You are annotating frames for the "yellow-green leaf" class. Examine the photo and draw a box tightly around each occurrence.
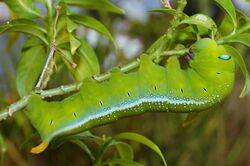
[64,0,124,14]
[0,19,48,45]
[16,38,46,97]
[224,45,250,97]
[230,33,250,47]
[114,132,167,166]
[213,0,237,29]
[180,14,217,31]
[111,141,134,160]
[69,14,116,48]
[4,0,43,19]
[69,34,81,55]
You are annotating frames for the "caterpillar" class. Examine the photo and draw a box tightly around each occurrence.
[27,38,235,154]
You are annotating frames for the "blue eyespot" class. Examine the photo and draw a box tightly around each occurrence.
[218,55,231,60]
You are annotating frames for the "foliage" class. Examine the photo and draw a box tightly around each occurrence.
[0,0,250,165]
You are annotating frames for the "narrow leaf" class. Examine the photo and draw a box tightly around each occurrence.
[0,19,48,45]
[69,14,116,47]
[59,41,99,81]
[149,8,176,16]
[71,140,95,161]
[78,40,100,75]
[16,38,46,97]
[230,33,250,47]
[51,131,99,149]
[114,132,167,166]
[224,45,250,97]
[66,17,79,33]
[4,0,43,19]
[111,141,134,160]
[107,159,143,166]
[64,0,124,14]
[213,0,237,29]
[149,9,188,18]
[69,34,81,55]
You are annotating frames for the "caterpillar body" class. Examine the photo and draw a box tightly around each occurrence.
[27,39,235,153]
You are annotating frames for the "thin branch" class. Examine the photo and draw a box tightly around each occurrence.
[35,6,61,89]
[0,49,188,121]
[161,0,172,9]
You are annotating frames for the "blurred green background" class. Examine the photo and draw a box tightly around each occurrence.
[0,0,250,165]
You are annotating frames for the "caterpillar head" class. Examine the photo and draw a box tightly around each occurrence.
[189,38,235,72]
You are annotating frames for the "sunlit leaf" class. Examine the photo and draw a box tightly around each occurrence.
[4,0,43,19]
[229,33,250,47]
[114,132,167,166]
[69,14,116,48]
[64,0,124,14]
[69,34,81,55]
[0,19,48,45]
[213,0,237,29]
[224,45,250,97]
[66,17,79,33]
[16,38,46,97]
[180,14,217,31]
[77,39,100,75]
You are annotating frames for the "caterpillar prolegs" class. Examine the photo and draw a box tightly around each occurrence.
[27,38,235,153]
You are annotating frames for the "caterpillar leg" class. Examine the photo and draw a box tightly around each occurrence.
[30,142,49,154]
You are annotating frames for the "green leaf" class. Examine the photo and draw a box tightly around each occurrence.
[64,0,124,14]
[180,14,217,31]
[59,41,99,81]
[16,38,46,97]
[107,159,143,166]
[66,17,79,33]
[149,9,188,18]
[0,133,6,164]
[51,131,100,149]
[69,34,81,55]
[4,0,43,19]
[229,33,250,47]
[224,45,250,97]
[219,14,234,36]
[0,19,48,45]
[213,0,237,29]
[71,140,95,161]
[78,39,100,75]
[149,8,177,16]
[114,132,167,166]
[111,141,134,160]
[69,14,116,48]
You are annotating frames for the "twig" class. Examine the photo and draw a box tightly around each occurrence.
[0,49,188,121]
[161,0,172,9]
[35,6,61,89]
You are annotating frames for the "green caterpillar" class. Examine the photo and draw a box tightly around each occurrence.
[27,38,235,153]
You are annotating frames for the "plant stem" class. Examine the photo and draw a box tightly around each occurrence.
[46,0,53,43]
[217,23,250,44]
[36,6,60,89]
[0,48,188,121]
[166,0,187,43]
